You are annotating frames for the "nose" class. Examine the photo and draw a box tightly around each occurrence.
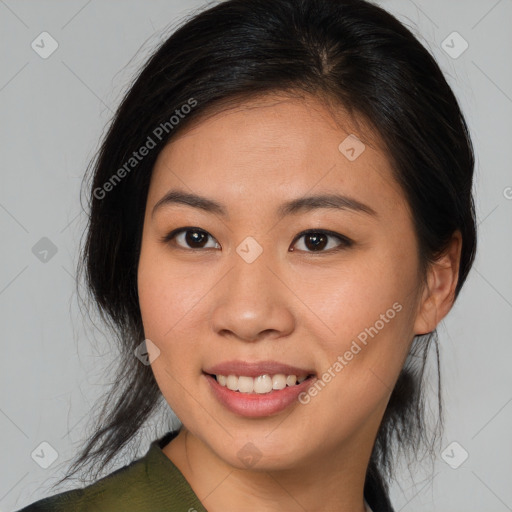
[210,251,296,343]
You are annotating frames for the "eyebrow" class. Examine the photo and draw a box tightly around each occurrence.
[151,189,377,219]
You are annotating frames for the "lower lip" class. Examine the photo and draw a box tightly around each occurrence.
[204,373,316,418]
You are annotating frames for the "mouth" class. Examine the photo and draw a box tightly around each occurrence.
[202,361,317,417]
[204,372,315,394]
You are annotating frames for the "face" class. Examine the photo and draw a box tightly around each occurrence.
[137,92,427,472]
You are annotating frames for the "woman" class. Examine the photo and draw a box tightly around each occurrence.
[17,0,476,510]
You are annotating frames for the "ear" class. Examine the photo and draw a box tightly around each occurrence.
[414,231,462,335]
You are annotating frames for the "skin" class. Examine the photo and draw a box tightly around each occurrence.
[137,92,462,512]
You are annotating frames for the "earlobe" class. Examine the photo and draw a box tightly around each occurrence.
[413,231,462,336]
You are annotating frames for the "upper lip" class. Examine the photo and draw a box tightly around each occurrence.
[204,360,316,378]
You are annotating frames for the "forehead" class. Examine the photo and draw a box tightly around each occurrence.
[148,93,407,220]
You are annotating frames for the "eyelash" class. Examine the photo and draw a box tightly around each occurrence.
[160,227,353,254]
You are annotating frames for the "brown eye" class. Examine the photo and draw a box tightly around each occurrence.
[162,227,220,250]
[290,230,353,253]
[304,232,328,251]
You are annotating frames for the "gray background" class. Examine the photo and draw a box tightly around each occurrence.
[1,0,511,511]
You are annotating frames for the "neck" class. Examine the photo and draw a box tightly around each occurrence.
[163,427,376,512]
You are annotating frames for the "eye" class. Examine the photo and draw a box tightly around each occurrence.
[161,227,220,250]
[290,229,353,253]
[161,227,353,253]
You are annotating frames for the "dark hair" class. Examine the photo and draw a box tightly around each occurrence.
[54,0,476,504]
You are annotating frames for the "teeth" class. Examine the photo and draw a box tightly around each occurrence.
[214,373,309,394]
[286,375,296,387]
[272,374,286,390]
[238,376,254,393]
[226,375,238,391]
[254,375,273,393]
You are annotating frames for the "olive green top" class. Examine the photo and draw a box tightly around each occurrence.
[16,430,208,512]
[17,430,380,511]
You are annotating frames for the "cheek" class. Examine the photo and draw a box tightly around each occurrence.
[297,263,418,426]
[297,249,420,395]
[301,253,416,338]
[137,247,207,414]
[138,244,203,342]
[137,244,221,403]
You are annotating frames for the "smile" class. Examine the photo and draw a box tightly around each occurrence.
[203,372,317,417]
[213,373,310,394]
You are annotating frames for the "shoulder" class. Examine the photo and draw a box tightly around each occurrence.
[15,430,206,512]
[15,487,98,512]
[15,453,151,511]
